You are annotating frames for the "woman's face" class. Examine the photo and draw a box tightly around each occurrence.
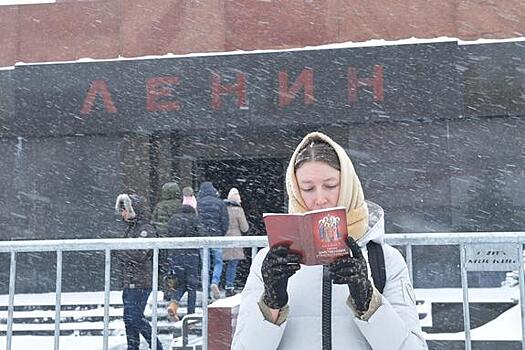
[295,161,340,211]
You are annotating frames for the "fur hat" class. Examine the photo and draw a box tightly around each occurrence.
[115,194,136,219]
[182,186,194,197]
[228,187,241,203]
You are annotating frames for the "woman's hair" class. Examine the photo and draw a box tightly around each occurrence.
[294,139,341,171]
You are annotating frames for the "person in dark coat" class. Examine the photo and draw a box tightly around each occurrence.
[152,181,182,300]
[115,193,164,350]
[165,204,200,322]
[196,181,229,299]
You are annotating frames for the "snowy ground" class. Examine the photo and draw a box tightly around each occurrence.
[0,290,193,349]
[0,286,522,349]
[0,334,174,350]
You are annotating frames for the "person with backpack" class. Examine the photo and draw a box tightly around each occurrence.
[115,193,164,350]
[232,132,427,350]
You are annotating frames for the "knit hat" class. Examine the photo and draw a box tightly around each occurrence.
[182,186,194,197]
[228,187,241,203]
[286,132,369,241]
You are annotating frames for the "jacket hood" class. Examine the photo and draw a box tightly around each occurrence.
[286,131,369,240]
[129,194,150,222]
[160,182,181,201]
[227,187,241,203]
[115,193,150,222]
[198,181,219,199]
[358,200,384,246]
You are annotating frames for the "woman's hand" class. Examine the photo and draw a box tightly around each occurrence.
[328,237,373,315]
[261,245,301,310]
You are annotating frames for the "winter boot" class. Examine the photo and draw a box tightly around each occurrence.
[225,287,235,297]
[210,283,221,300]
[167,301,179,322]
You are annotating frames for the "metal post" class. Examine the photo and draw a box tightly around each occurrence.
[54,250,63,350]
[201,247,210,350]
[519,244,525,350]
[103,249,111,350]
[6,252,16,350]
[151,248,159,350]
[406,244,413,284]
[460,244,471,350]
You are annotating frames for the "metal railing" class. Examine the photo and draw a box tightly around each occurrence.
[0,232,524,350]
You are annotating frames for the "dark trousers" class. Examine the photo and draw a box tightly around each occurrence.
[122,288,163,350]
[168,253,200,314]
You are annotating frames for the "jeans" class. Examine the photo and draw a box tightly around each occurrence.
[225,259,239,289]
[122,288,164,350]
[211,248,223,285]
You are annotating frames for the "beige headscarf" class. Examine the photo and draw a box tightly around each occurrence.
[285,132,369,240]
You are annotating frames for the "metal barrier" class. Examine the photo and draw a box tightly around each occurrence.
[0,232,524,350]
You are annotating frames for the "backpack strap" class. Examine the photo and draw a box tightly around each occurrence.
[367,241,386,294]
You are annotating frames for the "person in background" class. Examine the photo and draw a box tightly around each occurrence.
[232,132,427,350]
[182,186,197,210]
[196,181,229,300]
[222,187,249,297]
[165,203,200,322]
[151,181,181,301]
[115,193,164,350]
[152,181,181,234]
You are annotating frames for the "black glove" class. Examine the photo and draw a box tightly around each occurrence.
[328,237,373,314]
[261,245,301,309]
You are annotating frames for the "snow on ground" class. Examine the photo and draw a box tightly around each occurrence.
[418,286,523,341]
[0,291,126,306]
[0,334,174,350]
[415,286,519,303]
[0,286,523,348]
[425,303,522,341]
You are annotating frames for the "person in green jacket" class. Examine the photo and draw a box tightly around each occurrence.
[152,182,182,234]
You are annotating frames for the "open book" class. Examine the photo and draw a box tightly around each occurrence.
[263,206,349,265]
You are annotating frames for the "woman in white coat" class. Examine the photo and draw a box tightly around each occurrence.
[232,132,427,350]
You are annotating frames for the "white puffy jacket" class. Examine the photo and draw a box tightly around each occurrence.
[232,202,427,350]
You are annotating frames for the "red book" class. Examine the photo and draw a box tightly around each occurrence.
[263,206,349,265]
